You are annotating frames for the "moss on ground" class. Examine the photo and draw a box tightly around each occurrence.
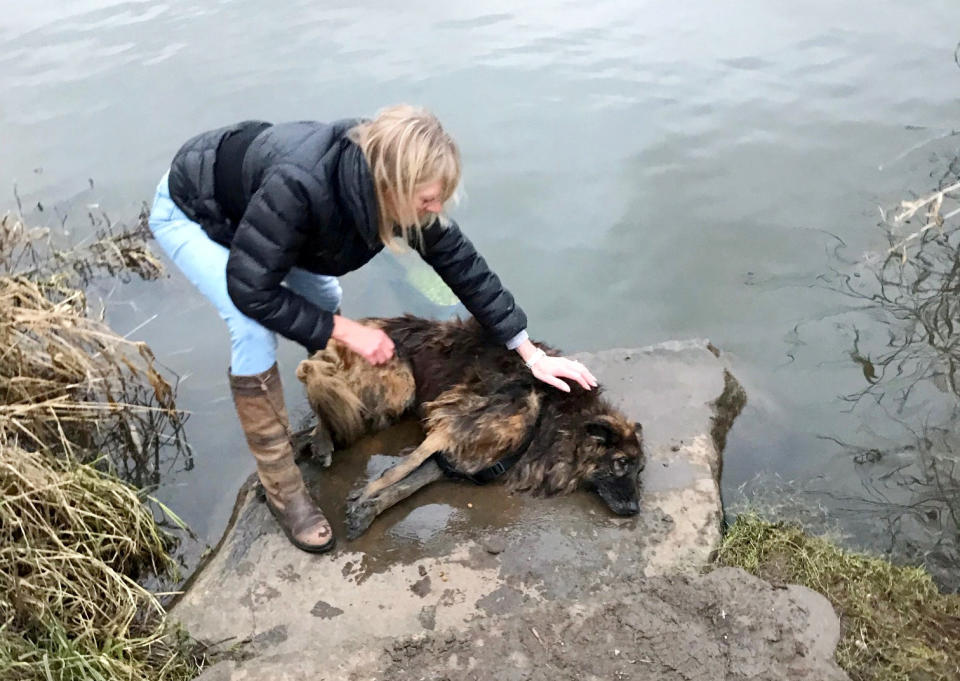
[717,514,960,681]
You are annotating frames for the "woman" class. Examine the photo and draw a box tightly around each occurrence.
[148,105,597,553]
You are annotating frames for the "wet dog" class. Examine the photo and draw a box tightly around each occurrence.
[296,316,645,538]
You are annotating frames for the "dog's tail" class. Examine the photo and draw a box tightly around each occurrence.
[295,353,367,446]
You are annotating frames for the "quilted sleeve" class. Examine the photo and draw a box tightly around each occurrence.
[418,219,527,344]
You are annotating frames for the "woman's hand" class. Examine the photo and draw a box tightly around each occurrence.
[530,354,598,392]
[331,316,395,365]
[517,341,598,392]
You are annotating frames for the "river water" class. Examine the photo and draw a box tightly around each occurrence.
[3,0,959,587]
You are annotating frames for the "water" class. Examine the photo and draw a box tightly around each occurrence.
[3,0,959,586]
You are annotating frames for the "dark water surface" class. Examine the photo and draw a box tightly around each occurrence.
[3,1,959,585]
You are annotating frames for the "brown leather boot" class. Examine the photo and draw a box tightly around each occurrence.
[229,363,335,553]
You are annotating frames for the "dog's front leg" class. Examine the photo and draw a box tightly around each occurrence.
[344,430,450,538]
[345,457,445,538]
[353,430,448,501]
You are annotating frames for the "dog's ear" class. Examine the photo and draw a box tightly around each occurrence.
[585,417,618,446]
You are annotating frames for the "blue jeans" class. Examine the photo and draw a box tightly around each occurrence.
[148,171,342,376]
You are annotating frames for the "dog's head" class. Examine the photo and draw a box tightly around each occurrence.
[581,414,645,516]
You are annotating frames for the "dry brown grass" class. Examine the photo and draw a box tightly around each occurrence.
[0,210,182,464]
[0,209,201,681]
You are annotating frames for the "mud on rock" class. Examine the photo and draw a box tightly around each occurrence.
[347,567,848,681]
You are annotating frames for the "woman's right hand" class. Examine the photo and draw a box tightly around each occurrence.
[331,316,395,365]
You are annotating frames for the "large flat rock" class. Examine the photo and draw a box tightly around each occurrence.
[172,340,829,680]
[192,567,848,681]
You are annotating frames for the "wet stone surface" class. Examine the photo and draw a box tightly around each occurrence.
[171,340,842,680]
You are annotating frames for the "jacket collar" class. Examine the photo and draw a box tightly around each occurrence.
[336,135,383,250]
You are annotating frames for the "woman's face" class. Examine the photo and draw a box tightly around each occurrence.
[414,180,444,219]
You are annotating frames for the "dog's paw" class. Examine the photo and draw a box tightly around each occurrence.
[345,495,379,539]
[311,442,333,469]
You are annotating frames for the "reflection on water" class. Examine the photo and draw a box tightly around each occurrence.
[751,170,960,591]
[836,177,960,412]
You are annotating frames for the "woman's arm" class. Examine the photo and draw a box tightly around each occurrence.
[227,166,395,364]
[418,220,597,391]
[225,167,336,352]
[417,219,527,344]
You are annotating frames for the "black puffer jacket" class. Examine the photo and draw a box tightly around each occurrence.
[167,119,527,352]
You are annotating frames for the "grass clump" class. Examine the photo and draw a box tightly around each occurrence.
[0,209,201,680]
[0,447,196,681]
[717,514,960,681]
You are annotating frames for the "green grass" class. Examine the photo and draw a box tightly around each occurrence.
[717,514,960,681]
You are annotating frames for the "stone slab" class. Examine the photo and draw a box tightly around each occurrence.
[171,340,780,680]
[243,567,846,681]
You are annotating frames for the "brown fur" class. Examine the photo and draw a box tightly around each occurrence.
[297,316,645,529]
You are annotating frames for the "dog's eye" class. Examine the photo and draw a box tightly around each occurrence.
[613,457,628,476]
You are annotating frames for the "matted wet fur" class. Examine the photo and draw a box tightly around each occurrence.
[296,316,645,538]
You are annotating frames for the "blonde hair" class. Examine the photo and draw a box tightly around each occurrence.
[348,105,461,251]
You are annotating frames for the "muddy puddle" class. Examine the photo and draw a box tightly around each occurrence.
[299,418,630,583]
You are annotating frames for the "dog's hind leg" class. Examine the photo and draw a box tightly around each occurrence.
[345,457,444,538]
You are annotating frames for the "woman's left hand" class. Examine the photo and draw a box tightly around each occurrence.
[529,354,598,393]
